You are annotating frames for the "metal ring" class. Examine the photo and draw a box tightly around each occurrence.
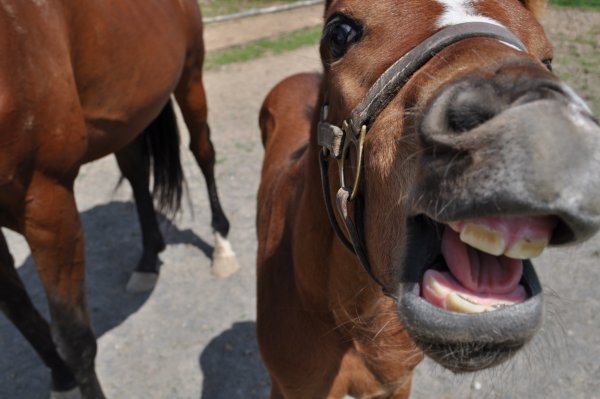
[349,125,367,201]
[336,124,367,202]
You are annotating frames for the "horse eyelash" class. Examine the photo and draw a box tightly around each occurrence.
[323,13,347,39]
[323,12,363,38]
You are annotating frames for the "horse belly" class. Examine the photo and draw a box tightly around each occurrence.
[73,0,193,162]
[81,87,180,163]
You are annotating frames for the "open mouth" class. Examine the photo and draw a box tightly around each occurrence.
[397,214,558,371]
[420,216,557,313]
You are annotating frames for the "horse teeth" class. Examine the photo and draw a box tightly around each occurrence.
[446,292,487,314]
[425,275,486,313]
[504,238,548,259]
[426,272,449,297]
[425,272,518,314]
[459,223,505,256]
[447,293,517,314]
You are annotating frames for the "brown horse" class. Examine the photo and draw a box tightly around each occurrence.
[257,0,600,398]
[0,1,239,398]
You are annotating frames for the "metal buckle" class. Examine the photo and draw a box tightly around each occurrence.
[318,104,346,158]
[319,103,367,202]
[318,121,345,158]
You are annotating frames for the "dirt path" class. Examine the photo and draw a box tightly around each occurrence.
[203,4,322,52]
[1,6,599,399]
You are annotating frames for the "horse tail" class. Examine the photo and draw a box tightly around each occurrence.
[142,99,184,215]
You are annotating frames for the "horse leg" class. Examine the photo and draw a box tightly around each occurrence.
[24,174,104,399]
[269,381,286,399]
[115,136,165,292]
[0,230,79,398]
[175,67,239,278]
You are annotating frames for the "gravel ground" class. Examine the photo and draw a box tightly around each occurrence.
[1,6,599,399]
[543,8,600,114]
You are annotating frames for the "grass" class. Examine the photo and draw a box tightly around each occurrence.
[199,0,600,17]
[200,0,302,18]
[202,1,599,115]
[550,0,600,8]
[204,25,322,70]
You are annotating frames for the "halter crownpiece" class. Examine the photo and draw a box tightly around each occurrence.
[317,22,528,296]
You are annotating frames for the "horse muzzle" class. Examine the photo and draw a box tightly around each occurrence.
[396,74,600,372]
[417,74,600,244]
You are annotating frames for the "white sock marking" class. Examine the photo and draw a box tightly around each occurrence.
[213,232,236,257]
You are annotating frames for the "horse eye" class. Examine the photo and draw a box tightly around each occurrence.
[542,58,553,72]
[328,21,360,60]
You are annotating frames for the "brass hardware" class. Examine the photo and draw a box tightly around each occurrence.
[336,123,367,202]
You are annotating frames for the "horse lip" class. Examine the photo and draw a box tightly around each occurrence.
[397,260,543,346]
[416,98,600,246]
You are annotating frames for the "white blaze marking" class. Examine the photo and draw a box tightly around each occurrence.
[435,0,502,28]
[434,1,525,52]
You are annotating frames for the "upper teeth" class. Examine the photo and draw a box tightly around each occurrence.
[456,222,548,259]
[460,223,505,256]
[504,238,548,259]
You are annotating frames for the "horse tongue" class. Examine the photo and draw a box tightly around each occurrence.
[441,227,523,295]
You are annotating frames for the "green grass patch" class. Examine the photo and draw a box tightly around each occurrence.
[200,0,301,18]
[205,25,322,70]
[550,0,600,8]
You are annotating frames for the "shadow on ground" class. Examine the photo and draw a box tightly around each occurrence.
[0,201,212,398]
[200,321,270,399]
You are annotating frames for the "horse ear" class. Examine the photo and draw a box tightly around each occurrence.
[520,0,547,17]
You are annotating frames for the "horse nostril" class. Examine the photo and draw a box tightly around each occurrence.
[446,90,499,133]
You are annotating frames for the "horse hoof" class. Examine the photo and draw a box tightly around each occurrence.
[126,271,158,292]
[50,387,82,399]
[211,255,240,278]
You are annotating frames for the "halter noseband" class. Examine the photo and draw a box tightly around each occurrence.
[317,22,527,296]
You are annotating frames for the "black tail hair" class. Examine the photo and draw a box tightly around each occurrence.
[141,100,184,215]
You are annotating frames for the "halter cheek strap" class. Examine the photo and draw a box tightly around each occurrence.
[317,22,528,296]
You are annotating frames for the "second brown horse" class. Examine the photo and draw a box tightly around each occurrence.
[0,1,238,398]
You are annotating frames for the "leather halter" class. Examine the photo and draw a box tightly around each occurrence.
[318,22,528,296]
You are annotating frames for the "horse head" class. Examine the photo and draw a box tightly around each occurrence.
[318,0,600,372]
